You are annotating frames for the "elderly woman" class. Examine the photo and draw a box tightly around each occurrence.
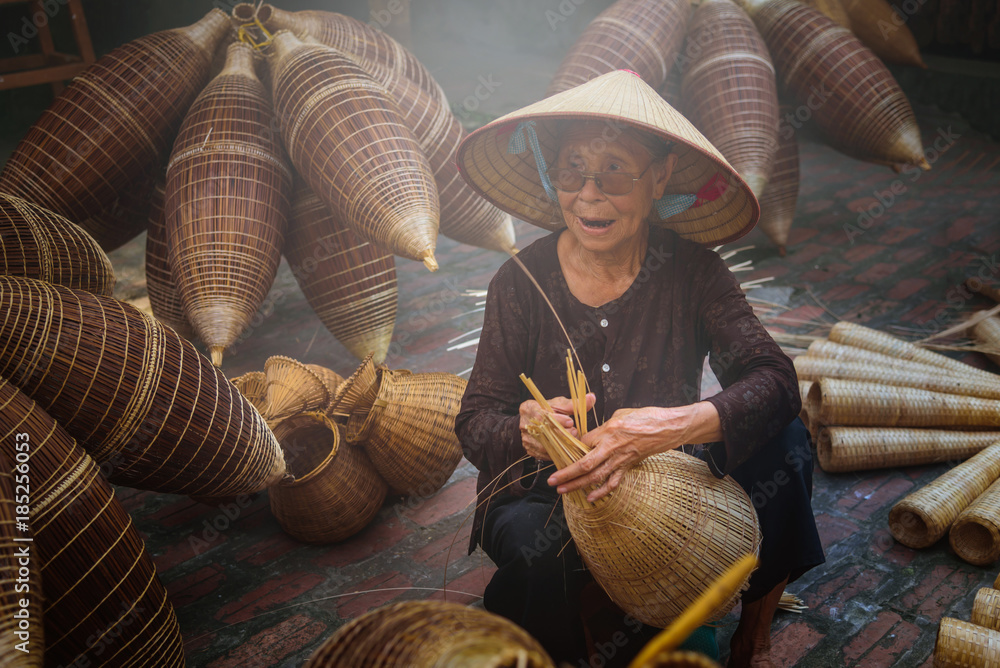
[454,71,823,667]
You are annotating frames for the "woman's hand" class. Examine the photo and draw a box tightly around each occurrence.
[519,393,596,461]
[547,401,722,502]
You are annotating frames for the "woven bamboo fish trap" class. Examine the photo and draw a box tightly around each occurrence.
[888,443,1000,548]
[950,477,1000,565]
[0,192,115,297]
[795,356,1000,400]
[305,600,554,667]
[971,587,1000,631]
[934,617,1000,668]
[166,41,292,367]
[840,0,926,68]
[231,371,268,413]
[973,314,1000,367]
[329,353,378,420]
[806,339,955,377]
[548,0,692,95]
[263,356,331,424]
[268,412,387,543]
[0,9,232,224]
[284,183,398,363]
[145,178,196,340]
[305,364,344,405]
[0,275,285,496]
[801,0,851,28]
[0,375,183,666]
[354,371,465,497]
[756,104,799,255]
[659,61,683,108]
[0,449,43,666]
[817,427,1000,473]
[741,0,928,170]
[344,366,392,444]
[681,0,779,199]
[77,169,157,252]
[266,31,439,268]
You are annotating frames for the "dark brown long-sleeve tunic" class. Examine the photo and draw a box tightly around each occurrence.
[455,226,801,553]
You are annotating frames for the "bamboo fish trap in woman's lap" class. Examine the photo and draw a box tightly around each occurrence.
[305,600,555,667]
[266,31,439,268]
[166,41,292,367]
[145,179,196,340]
[284,183,398,363]
[0,9,231,226]
[0,376,184,667]
[934,617,1000,668]
[0,275,285,496]
[756,104,800,255]
[795,356,1000,400]
[0,192,115,296]
[817,427,1000,473]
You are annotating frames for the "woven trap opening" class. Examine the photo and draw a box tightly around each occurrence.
[280,423,334,479]
[893,509,929,543]
[954,523,994,562]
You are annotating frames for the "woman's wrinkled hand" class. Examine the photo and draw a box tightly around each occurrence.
[519,393,596,461]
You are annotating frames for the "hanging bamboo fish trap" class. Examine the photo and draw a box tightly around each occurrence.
[0,9,232,224]
[305,600,554,667]
[972,314,1000,367]
[805,339,955,377]
[794,356,1000,400]
[166,41,292,367]
[305,364,344,405]
[263,356,331,424]
[0,275,285,496]
[839,0,926,68]
[0,192,115,297]
[971,587,1000,631]
[934,617,1000,668]
[284,183,398,363]
[232,371,268,414]
[0,376,184,667]
[950,477,1000,565]
[817,427,1000,473]
[548,0,692,95]
[681,0,779,199]
[756,104,799,255]
[266,31,439,268]
[740,0,928,170]
[145,178,197,340]
[268,412,387,543]
[329,353,378,420]
[800,0,851,28]
[76,169,158,252]
[888,443,1000,548]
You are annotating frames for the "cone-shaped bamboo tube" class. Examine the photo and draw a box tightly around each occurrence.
[934,617,1000,668]
[266,31,439,268]
[145,178,197,340]
[794,356,1000,400]
[840,0,926,68]
[0,9,232,224]
[972,314,1000,367]
[971,587,1000,631]
[756,104,799,255]
[888,442,1000,548]
[166,42,292,367]
[807,339,952,376]
[817,427,1000,473]
[950,478,1000,565]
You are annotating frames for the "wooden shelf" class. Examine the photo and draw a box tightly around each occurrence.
[0,0,94,93]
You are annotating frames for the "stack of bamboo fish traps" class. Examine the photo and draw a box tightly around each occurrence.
[933,573,1000,667]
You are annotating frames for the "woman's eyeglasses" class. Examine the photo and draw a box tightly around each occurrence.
[545,162,654,196]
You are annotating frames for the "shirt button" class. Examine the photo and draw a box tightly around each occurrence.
[600,318,609,327]
[602,363,610,372]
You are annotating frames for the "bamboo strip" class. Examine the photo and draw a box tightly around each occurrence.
[950,477,1000,565]
[817,427,1000,472]
[794,355,1000,399]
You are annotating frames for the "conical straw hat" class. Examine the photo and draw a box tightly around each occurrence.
[456,70,759,246]
[817,427,1000,473]
[934,617,1000,668]
[794,356,1000,400]
[950,477,1000,566]
[971,587,1000,631]
[263,356,331,423]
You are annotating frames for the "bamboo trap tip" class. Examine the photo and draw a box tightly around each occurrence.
[210,346,224,367]
[423,254,439,272]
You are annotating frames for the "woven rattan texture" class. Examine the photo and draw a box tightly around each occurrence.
[934,617,1000,668]
[0,449,42,666]
[145,179,196,340]
[971,587,1000,631]
[263,356,331,423]
[950,476,1000,565]
[344,367,386,444]
[795,356,1000,400]
[756,103,800,254]
[231,371,267,414]
[304,365,343,408]
[805,339,955,375]
[818,428,1000,473]
[329,353,377,420]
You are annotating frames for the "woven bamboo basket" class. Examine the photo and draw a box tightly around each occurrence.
[166,41,292,367]
[756,104,799,255]
[266,30,439,268]
[934,617,1000,668]
[345,366,404,444]
[0,275,285,496]
[284,183,398,363]
[971,587,1000,631]
[77,169,157,252]
[232,371,268,414]
[806,339,954,376]
[0,9,232,224]
[635,651,721,668]
[305,364,344,406]
[817,427,1000,473]
[950,477,1000,565]
[0,192,115,297]
[145,178,196,340]
[268,412,387,543]
[681,0,779,199]
[329,353,378,420]
[305,600,554,667]
[548,0,692,95]
[0,375,183,666]
[798,380,813,432]
[840,0,926,68]
[888,443,1000,548]
[741,0,927,170]
[355,371,465,497]
[795,356,1000,400]
[972,314,1000,367]
[801,0,851,28]
[263,356,331,424]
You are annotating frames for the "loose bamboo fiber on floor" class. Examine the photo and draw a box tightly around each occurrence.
[231,371,267,414]
[305,364,344,408]
[756,104,799,255]
[0,9,231,224]
[166,41,292,367]
[266,31,439,268]
[284,183,398,363]
[0,192,115,297]
[817,427,1000,472]
[77,169,158,252]
[304,600,555,668]
[741,0,928,169]
[268,413,387,543]
[681,0,779,199]
[934,617,1000,668]
[809,379,1000,429]
[972,314,1000,367]
[356,371,466,497]
[547,0,692,95]
[0,449,42,666]
[951,477,1000,565]
[0,275,285,496]
[888,442,1000,548]
[329,353,378,420]
[263,356,331,424]
[0,375,183,667]
[971,587,1000,631]
[145,178,197,340]
[795,356,1000,400]
[840,0,927,68]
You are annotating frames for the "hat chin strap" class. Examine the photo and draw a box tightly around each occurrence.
[654,193,697,220]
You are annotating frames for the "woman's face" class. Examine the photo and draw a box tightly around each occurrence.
[553,122,674,256]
